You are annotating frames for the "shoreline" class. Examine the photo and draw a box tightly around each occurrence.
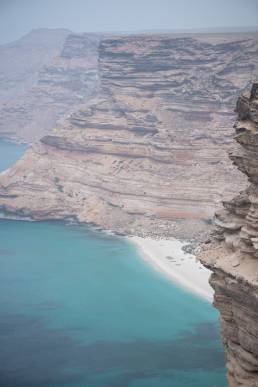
[0,211,213,302]
[128,236,213,302]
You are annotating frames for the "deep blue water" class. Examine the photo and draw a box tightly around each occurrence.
[0,140,226,387]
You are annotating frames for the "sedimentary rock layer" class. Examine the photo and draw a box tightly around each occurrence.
[0,28,70,105]
[200,83,258,386]
[0,33,258,237]
[0,30,100,141]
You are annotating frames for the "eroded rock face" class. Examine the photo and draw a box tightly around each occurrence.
[0,28,70,105]
[0,34,258,237]
[200,83,258,386]
[0,31,100,142]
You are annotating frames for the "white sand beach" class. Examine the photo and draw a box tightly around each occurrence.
[129,236,213,302]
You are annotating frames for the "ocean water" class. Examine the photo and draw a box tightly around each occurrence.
[0,140,226,387]
[0,139,27,172]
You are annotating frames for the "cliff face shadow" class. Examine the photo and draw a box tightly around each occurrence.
[0,312,225,387]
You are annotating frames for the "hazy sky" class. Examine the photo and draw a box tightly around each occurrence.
[0,0,258,44]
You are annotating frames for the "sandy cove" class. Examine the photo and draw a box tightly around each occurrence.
[129,236,213,302]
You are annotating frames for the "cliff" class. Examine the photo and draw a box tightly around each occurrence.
[200,83,258,386]
[0,33,258,237]
[0,30,100,142]
[0,28,70,105]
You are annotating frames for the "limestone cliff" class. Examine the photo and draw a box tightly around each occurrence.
[200,83,258,386]
[0,31,100,142]
[0,34,258,237]
[0,28,70,105]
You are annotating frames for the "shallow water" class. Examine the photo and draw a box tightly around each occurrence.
[0,141,226,387]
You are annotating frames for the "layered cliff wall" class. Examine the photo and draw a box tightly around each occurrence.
[200,83,258,386]
[0,31,100,142]
[0,28,70,105]
[0,34,258,237]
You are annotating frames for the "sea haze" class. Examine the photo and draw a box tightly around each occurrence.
[0,141,226,386]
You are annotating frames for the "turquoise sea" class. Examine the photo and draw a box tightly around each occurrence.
[0,140,226,387]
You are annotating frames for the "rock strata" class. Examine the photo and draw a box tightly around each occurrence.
[200,83,258,386]
[0,33,258,237]
[0,28,70,105]
[0,31,100,142]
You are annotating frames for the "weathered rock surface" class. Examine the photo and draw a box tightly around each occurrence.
[0,28,70,105]
[200,83,258,386]
[0,30,100,142]
[0,33,258,237]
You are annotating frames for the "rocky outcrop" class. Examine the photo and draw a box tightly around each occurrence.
[0,28,70,105]
[0,31,100,142]
[0,33,258,237]
[200,83,258,386]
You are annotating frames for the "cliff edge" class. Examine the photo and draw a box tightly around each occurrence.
[0,31,100,142]
[1,34,258,238]
[200,83,258,386]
